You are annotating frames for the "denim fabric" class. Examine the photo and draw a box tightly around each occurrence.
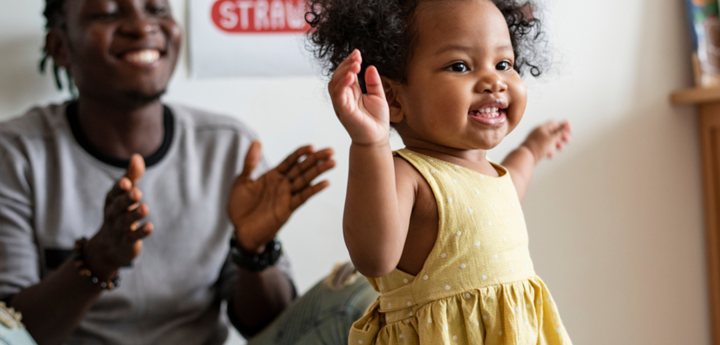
[0,327,36,345]
[248,276,378,345]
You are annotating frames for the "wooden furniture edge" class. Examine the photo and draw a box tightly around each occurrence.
[671,87,720,105]
[695,102,720,345]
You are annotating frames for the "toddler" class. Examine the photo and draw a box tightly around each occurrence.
[308,0,573,344]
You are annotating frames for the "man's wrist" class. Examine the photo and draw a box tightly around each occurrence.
[230,238,282,272]
[232,228,267,255]
[74,238,121,290]
[83,239,120,281]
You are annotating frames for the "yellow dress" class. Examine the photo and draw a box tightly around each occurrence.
[348,149,572,345]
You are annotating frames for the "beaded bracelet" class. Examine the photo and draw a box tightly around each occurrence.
[73,238,120,291]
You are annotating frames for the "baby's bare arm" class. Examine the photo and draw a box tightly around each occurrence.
[329,50,418,278]
[343,145,417,278]
[503,121,572,201]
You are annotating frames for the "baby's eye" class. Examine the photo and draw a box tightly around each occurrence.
[448,62,469,73]
[496,61,513,71]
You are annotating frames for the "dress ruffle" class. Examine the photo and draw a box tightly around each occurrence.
[350,277,571,345]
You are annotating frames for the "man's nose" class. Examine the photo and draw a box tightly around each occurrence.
[118,13,160,38]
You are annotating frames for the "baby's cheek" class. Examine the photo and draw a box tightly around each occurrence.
[508,76,528,116]
[505,107,524,133]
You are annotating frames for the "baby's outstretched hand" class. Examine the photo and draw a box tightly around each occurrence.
[328,49,390,146]
[521,121,572,163]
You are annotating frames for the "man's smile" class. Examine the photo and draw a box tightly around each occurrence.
[118,49,163,66]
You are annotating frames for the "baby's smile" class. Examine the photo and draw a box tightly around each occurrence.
[469,98,509,127]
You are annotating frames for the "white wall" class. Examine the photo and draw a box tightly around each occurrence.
[0,0,709,344]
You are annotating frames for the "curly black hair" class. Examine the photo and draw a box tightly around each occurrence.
[306,0,547,93]
[40,0,75,94]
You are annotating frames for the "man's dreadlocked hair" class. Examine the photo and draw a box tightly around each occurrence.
[41,0,75,93]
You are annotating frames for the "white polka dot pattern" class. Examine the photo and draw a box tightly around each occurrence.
[349,149,568,345]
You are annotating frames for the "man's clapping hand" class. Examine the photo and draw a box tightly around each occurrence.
[84,155,153,280]
[228,141,336,254]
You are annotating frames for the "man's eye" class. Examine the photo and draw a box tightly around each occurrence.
[149,6,170,16]
[448,63,469,72]
[496,61,512,71]
[94,12,119,20]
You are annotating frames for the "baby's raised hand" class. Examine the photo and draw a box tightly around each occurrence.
[328,49,390,146]
[521,121,572,163]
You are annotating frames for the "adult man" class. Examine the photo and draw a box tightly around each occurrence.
[0,0,376,344]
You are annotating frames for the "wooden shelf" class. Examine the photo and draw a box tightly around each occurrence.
[674,95,720,345]
[671,87,720,105]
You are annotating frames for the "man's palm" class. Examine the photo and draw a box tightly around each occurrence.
[228,141,335,253]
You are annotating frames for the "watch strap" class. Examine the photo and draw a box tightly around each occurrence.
[230,238,282,272]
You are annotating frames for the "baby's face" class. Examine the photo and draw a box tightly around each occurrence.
[392,0,527,151]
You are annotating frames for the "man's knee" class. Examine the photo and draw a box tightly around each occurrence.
[247,262,379,345]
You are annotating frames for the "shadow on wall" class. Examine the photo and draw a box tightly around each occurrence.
[0,35,67,119]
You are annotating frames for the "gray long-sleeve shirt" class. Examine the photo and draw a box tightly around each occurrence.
[0,102,291,345]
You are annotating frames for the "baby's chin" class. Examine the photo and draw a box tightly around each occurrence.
[474,126,510,149]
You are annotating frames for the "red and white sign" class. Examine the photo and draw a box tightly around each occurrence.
[190,0,316,78]
[211,0,310,33]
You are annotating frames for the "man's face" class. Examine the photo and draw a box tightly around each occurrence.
[58,0,182,103]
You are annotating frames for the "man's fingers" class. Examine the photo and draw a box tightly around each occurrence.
[126,222,154,242]
[291,157,336,193]
[290,180,330,210]
[238,141,263,183]
[126,154,146,186]
[286,148,334,181]
[119,203,150,230]
[105,177,133,207]
[105,188,143,221]
[276,145,314,174]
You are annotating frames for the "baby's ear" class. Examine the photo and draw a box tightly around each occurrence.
[381,76,405,124]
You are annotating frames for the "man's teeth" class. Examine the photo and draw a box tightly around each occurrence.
[124,50,160,64]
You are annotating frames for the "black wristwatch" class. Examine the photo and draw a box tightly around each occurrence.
[230,238,283,272]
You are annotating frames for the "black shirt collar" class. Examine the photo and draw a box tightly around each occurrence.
[65,101,175,168]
